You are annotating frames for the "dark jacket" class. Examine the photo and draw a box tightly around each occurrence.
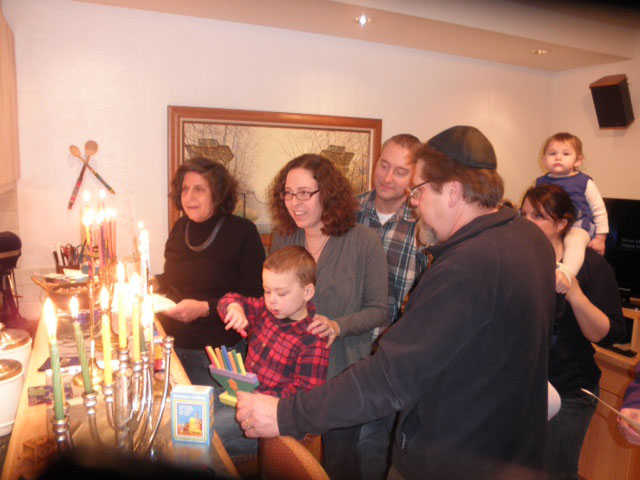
[278,208,556,478]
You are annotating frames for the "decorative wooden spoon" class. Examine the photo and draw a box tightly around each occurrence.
[68,145,89,209]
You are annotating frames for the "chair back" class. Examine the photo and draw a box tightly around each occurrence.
[258,436,329,480]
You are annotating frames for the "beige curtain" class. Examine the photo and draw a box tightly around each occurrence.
[0,0,20,194]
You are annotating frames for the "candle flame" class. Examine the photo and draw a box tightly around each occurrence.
[70,296,79,319]
[99,188,106,200]
[100,286,109,310]
[43,298,58,341]
[82,190,91,203]
[82,209,94,227]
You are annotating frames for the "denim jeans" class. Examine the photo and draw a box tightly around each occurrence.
[546,387,598,479]
[356,414,396,480]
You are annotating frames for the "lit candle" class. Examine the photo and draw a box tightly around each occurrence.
[43,298,65,420]
[70,296,92,393]
[130,273,141,362]
[141,294,153,355]
[100,287,113,386]
[116,263,127,349]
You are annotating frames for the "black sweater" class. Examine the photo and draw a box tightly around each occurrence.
[278,208,556,477]
[156,213,265,349]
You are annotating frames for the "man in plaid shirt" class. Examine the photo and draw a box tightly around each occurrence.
[358,134,429,326]
[355,134,430,480]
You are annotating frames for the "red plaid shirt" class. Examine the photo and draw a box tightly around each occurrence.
[217,293,329,398]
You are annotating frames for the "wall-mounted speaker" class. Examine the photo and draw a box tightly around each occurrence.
[589,74,634,128]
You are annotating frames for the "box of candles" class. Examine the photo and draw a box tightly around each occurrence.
[171,385,214,445]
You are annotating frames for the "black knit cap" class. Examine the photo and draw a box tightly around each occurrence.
[427,125,497,170]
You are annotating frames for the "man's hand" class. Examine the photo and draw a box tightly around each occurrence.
[588,234,606,255]
[307,314,340,347]
[164,299,208,323]
[618,408,640,445]
[223,303,248,337]
[236,391,280,438]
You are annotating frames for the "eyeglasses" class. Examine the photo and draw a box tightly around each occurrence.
[407,181,430,201]
[280,189,320,202]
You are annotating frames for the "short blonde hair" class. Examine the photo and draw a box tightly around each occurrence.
[264,246,316,287]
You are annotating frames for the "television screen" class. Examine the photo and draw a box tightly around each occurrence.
[603,197,640,303]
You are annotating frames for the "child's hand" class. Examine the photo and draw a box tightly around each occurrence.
[223,302,248,337]
[589,234,606,255]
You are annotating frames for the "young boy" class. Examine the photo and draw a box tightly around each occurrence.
[217,245,329,398]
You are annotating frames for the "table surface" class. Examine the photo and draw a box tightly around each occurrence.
[0,312,239,480]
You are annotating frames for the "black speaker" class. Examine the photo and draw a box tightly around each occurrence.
[589,74,634,128]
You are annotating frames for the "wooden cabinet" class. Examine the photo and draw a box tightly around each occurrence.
[578,307,640,480]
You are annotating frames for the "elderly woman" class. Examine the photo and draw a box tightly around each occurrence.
[269,153,388,480]
[155,157,265,385]
[521,184,626,479]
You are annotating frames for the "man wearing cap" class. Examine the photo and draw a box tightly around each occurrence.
[236,126,555,478]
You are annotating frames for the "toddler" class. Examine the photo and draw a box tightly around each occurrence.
[536,132,608,291]
[213,245,329,460]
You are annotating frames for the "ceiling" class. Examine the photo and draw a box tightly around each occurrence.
[77,0,639,71]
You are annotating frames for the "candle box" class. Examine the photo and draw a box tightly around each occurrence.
[171,385,214,445]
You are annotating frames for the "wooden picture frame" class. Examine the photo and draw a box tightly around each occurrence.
[167,106,382,233]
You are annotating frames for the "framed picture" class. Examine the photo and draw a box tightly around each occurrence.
[168,106,382,234]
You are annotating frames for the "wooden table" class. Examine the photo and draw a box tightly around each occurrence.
[0,315,239,480]
[578,306,640,480]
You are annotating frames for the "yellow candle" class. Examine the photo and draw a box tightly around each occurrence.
[116,263,127,349]
[130,273,141,362]
[141,294,153,355]
[43,299,64,420]
[70,297,92,393]
[100,287,113,386]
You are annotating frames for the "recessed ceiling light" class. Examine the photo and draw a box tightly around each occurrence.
[355,14,370,27]
[531,48,549,55]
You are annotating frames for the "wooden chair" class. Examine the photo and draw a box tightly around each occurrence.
[258,436,329,480]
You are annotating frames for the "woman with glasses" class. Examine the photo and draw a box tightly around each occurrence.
[268,153,388,480]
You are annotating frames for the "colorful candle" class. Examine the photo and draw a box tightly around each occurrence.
[130,273,141,362]
[116,263,127,349]
[70,296,92,393]
[43,298,64,420]
[141,294,153,356]
[100,287,113,386]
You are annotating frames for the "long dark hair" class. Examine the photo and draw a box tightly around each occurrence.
[521,184,576,238]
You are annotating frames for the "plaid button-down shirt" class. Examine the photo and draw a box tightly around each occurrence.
[217,293,329,398]
[357,190,427,324]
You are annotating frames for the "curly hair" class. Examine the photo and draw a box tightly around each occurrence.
[268,154,357,236]
[170,157,238,216]
[521,184,576,239]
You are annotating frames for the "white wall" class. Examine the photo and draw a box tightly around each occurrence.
[549,56,640,200]
[0,0,579,318]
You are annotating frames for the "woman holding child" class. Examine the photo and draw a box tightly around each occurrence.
[521,184,625,479]
[268,153,388,480]
[154,157,265,385]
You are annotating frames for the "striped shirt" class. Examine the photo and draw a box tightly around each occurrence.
[357,191,427,324]
[217,293,329,398]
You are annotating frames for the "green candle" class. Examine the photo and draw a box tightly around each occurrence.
[44,299,65,420]
[70,296,92,393]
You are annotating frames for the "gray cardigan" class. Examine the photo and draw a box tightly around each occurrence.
[271,224,388,377]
